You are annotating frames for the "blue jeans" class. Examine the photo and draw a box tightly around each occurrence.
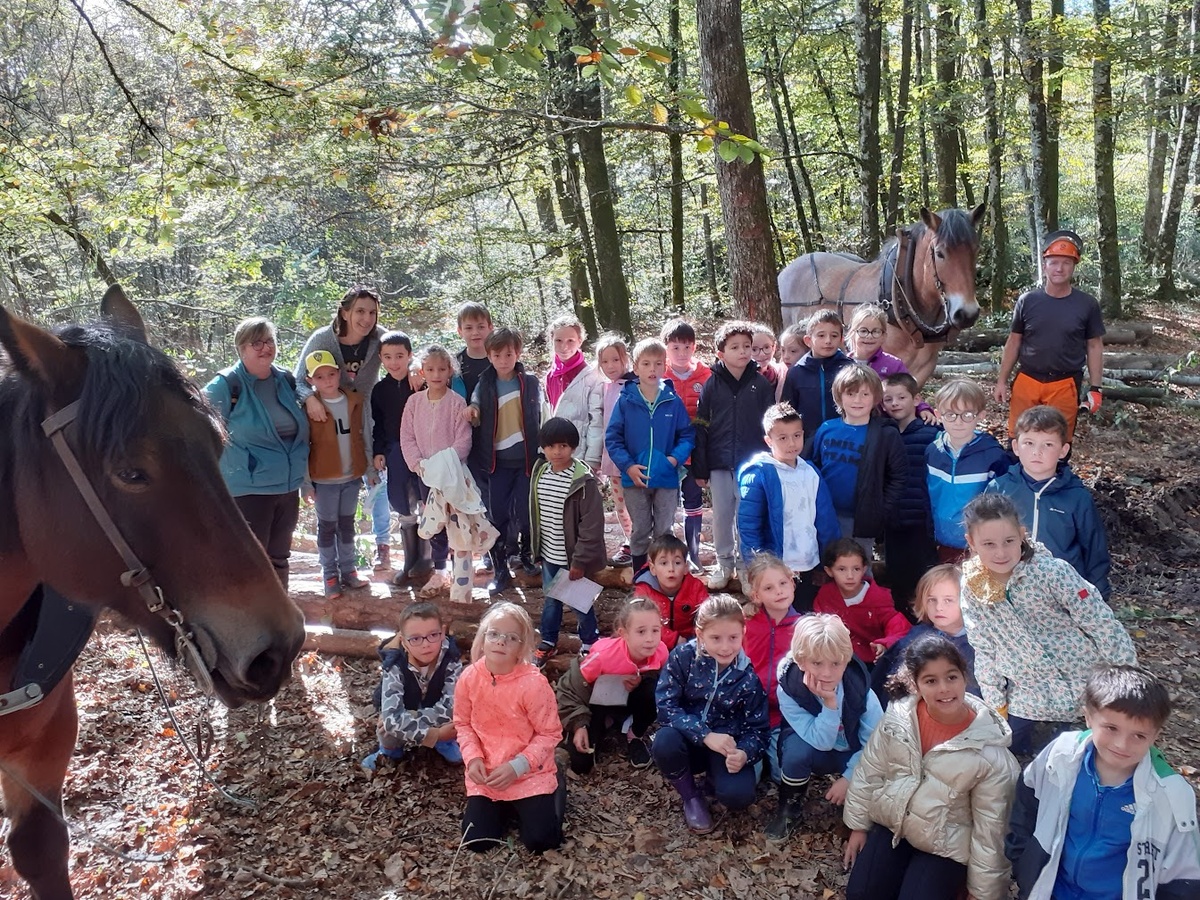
[651,725,757,810]
[361,738,462,770]
[313,479,361,579]
[364,471,391,545]
[539,562,599,647]
[780,730,853,783]
[487,464,530,557]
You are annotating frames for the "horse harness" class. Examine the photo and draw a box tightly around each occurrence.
[0,399,215,717]
[798,228,957,343]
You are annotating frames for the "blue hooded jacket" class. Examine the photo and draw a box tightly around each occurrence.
[986,462,1111,599]
[204,362,310,496]
[736,452,840,565]
[782,350,854,432]
[925,430,1010,548]
[605,377,695,489]
[655,639,770,762]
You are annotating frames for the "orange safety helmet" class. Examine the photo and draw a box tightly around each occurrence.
[1042,230,1083,261]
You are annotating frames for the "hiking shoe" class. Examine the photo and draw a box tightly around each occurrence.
[324,576,343,600]
[518,554,540,577]
[342,570,369,590]
[418,571,450,598]
[682,796,714,834]
[608,544,633,567]
[373,544,391,570]
[707,568,733,591]
[578,643,593,660]
[533,643,555,668]
[476,552,494,574]
[487,568,513,596]
[627,735,652,769]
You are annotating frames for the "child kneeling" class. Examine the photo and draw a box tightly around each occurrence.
[454,603,565,852]
[653,595,769,834]
[556,597,668,773]
[843,634,1019,900]
[365,602,463,771]
[1007,665,1200,900]
[768,613,882,841]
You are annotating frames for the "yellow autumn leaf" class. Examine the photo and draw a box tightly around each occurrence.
[645,50,671,64]
[652,102,668,124]
[625,85,644,105]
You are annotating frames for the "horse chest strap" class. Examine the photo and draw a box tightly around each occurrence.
[1,585,98,716]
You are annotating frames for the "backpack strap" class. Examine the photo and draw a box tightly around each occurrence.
[219,368,295,412]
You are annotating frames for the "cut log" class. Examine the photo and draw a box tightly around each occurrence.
[948,322,1151,352]
[303,625,388,658]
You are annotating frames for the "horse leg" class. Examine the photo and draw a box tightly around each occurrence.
[2,680,78,900]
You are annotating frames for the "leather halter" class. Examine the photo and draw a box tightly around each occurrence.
[0,399,215,715]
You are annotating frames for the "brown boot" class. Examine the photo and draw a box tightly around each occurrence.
[373,543,391,571]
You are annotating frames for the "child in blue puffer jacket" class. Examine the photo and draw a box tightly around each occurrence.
[606,338,695,572]
[652,594,770,835]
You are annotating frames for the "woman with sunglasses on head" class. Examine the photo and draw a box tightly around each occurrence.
[204,317,310,588]
[294,285,394,569]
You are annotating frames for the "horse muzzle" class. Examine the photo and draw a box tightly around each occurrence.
[191,609,305,707]
[948,296,981,329]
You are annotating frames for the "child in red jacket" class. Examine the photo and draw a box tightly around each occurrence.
[454,602,564,852]
[632,534,709,648]
[742,553,801,783]
[813,539,910,666]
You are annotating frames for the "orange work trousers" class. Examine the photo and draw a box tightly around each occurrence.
[1008,372,1080,441]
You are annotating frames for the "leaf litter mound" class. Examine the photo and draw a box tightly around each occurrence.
[3,382,1200,900]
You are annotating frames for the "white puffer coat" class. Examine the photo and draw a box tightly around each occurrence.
[843,694,1020,900]
[550,365,604,467]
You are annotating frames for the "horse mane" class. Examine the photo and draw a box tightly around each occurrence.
[908,208,978,250]
[0,321,211,550]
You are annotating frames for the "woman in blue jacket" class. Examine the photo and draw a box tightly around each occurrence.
[204,317,309,587]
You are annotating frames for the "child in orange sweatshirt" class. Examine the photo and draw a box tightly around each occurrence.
[453,602,565,852]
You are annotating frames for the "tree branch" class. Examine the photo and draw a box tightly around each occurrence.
[66,0,162,143]
[44,211,118,285]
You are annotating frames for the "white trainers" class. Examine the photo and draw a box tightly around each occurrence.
[707,568,734,591]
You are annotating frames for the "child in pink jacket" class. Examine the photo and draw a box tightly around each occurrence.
[453,602,565,852]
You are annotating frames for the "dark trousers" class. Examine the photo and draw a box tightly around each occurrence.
[383,442,418,521]
[1009,715,1072,759]
[883,527,937,619]
[566,674,659,774]
[792,567,820,614]
[462,791,562,853]
[846,824,967,900]
[234,491,300,588]
[779,731,852,783]
[651,725,757,810]
[416,482,448,567]
[487,464,530,559]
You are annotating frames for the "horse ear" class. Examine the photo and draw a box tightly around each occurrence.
[100,284,148,343]
[970,203,986,229]
[920,207,942,231]
[0,305,77,388]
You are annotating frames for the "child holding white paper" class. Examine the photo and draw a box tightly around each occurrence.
[556,596,668,773]
[530,417,607,668]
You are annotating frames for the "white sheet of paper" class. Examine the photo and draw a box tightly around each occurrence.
[589,674,631,706]
[545,569,602,614]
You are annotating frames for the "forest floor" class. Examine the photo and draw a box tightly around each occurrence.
[3,306,1200,900]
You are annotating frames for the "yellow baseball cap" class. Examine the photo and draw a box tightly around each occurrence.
[305,350,339,377]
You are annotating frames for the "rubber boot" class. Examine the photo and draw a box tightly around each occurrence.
[669,773,713,834]
[487,555,513,595]
[393,523,432,586]
[765,778,808,842]
[684,514,703,573]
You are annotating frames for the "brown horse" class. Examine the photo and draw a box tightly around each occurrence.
[0,286,305,900]
[777,205,984,386]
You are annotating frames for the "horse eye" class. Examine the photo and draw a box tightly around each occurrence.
[936,249,946,259]
[115,468,149,486]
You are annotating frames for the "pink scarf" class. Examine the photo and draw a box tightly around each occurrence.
[546,350,586,407]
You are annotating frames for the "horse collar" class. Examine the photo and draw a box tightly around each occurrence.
[38,400,215,698]
[890,233,954,340]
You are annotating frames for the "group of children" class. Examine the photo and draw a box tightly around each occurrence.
[357,302,1197,899]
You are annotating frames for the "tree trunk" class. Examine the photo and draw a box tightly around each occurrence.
[765,36,814,254]
[695,0,782,328]
[1046,0,1064,229]
[700,182,720,306]
[855,0,884,255]
[1093,0,1121,317]
[887,0,914,231]
[1141,4,1179,262]
[538,179,597,338]
[1155,0,1200,302]
[779,47,826,249]
[553,137,605,334]
[1015,0,1052,248]
[974,0,1008,311]
[933,0,958,207]
[916,2,932,209]
[668,0,686,309]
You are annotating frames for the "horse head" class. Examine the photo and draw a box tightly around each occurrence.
[0,286,304,708]
[917,204,984,331]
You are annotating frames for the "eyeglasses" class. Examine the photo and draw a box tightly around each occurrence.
[484,630,523,646]
[941,411,980,423]
[250,339,276,351]
[854,328,885,338]
[404,631,444,647]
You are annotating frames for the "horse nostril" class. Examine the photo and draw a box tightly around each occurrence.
[244,646,287,694]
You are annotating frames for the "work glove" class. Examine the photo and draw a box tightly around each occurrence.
[1084,386,1102,414]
